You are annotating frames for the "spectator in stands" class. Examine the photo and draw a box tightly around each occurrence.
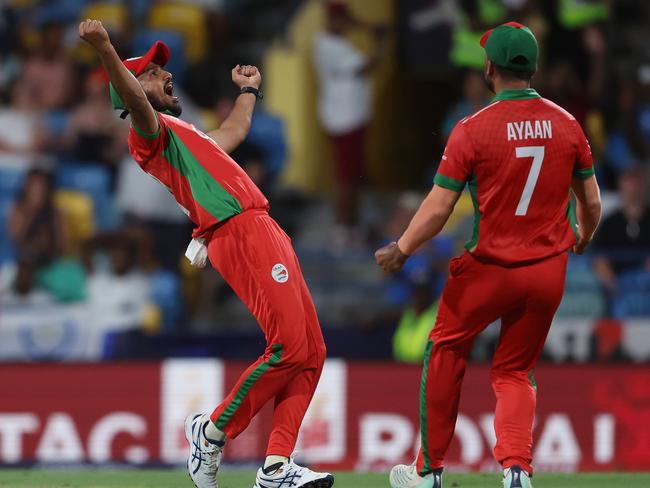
[116,157,192,271]
[392,269,440,364]
[543,59,589,126]
[8,168,66,269]
[230,142,269,192]
[313,1,387,234]
[590,318,628,362]
[14,19,75,111]
[8,168,86,303]
[627,64,650,161]
[213,96,287,188]
[375,192,450,362]
[60,69,127,170]
[0,80,48,161]
[82,231,157,328]
[593,166,650,293]
[441,69,489,140]
[543,26,606,128]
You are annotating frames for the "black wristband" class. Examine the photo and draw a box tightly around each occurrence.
[240,86,263,100]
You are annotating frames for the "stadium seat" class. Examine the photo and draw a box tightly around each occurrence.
[80,2,128,35]
[0,166,27,199]
[564,255,602,292]
[150,270,184,330]
[148,1,207,64]
[617,269,650,293]
[43,111,69,137]
[612,291,650,318]
[55,162,114,230]
[54,190,96,255]
[132,30,187,83]
[612,270,650,318]
[556,255,605,318]
[0,196,16,263]
[0,166,26,263]
[128,0,153,22]
[556,291,606,318]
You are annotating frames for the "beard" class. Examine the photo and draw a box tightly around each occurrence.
[483,72,495,94]
[147,93,182,117]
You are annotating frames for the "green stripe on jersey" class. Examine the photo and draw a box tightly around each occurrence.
[529,369,537,391]
[163,128,242,221]
[215,344,283,430]
[132,122,160,140]
[567,196,579,240]
[465,175,481,253]
[434,173,466,192]
[573,166,595,179]
[418,340,434,476]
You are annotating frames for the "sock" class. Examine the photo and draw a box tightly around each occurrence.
[203,421,226,446]
[263,455,289,475]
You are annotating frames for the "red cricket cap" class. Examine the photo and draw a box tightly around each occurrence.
[122,40,170,76]
[99,40,170,83]
[479,21,526,47]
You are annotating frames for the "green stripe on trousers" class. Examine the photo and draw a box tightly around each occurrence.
[215,344,284,430]
[419,340,434,475]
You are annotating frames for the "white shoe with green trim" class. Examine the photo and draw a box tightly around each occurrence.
[389,464,442,488]
[252,457,334,488]
[185,413,224,488]
[503,466,533,488]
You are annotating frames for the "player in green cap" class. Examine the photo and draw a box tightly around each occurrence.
[378,21,602,488]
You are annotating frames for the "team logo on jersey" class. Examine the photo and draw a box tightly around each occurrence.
[271,263,289,283]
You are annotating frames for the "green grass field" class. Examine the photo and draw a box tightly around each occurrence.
[1,470,649,488]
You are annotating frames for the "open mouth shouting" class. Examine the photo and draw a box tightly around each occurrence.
[164,80,179,102]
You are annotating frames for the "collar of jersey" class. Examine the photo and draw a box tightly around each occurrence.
[492,88,540,101]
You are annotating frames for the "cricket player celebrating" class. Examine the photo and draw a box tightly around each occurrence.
[79,19,333,488]
[376,22,602,488]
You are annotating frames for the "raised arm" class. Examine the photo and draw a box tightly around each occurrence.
[571,174,602,254]
[207,65,262,154]
[375,186,461,273]
[79,19,158,135]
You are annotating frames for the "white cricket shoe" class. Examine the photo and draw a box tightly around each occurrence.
[389,464,442,488]
[253,457,334,488]
[503,466,533,488]
[185,413,224,488]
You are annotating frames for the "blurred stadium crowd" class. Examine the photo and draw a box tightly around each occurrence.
[0,0,649,363]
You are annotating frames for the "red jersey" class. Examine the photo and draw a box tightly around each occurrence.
[128,112,269,238]
[435,88,594,266]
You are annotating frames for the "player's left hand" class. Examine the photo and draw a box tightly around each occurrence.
[375,241,409,274]
[232,65,262,89]
[572,236,591,255]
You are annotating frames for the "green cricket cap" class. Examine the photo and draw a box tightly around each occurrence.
[480,21,538,72]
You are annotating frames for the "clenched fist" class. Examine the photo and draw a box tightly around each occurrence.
[79,19,111,51]
[232,65,262,89]
[375,241,409,274]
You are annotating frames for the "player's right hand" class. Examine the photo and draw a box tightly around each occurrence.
[79,19,111,51]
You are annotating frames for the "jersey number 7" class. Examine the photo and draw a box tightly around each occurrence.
[515,145,545,216]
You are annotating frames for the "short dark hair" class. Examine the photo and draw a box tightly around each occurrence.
[494,64,535,82]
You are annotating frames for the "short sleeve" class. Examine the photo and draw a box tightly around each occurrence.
[572,120,595,179]
[433,121,474,192]
[128,112,167,167]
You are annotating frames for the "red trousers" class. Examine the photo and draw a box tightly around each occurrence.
[207,210,326,457]
[416,251,568,475]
